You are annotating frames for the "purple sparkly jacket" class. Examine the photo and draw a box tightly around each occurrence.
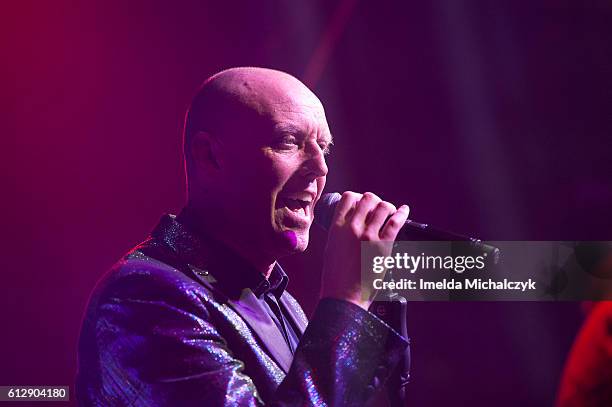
[76,214,407,406]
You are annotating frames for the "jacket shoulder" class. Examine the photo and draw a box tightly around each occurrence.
[86,243,216,317]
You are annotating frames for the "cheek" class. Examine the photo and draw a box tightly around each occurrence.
[263,152,299,189]
[226,151,286,190]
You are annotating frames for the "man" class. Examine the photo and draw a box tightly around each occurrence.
[76,67,410,406]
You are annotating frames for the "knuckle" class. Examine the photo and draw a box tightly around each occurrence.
[362,230,378,241]
[362,192,380,202]
[380,201,396,213]
[385,218,398,228]
[342,191,361,203]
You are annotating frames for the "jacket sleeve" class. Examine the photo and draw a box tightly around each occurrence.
[274,298,408,406]
[76,259,408,407]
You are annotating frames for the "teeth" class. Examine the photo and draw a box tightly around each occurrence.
[284,192,313,202]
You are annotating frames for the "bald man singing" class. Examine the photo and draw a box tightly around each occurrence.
[76,67,410,406]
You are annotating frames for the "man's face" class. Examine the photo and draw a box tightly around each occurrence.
[208,80,331,260]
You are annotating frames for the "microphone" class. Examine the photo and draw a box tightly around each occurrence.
[314,192,501,263]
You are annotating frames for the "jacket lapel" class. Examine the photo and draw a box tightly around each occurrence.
[279,293,308,336]
[147,213,296,373]
[228,289,294,373]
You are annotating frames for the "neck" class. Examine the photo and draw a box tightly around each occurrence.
[181,204,277,279]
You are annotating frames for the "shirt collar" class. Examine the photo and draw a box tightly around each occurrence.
[149,211,289,299]
[252,263,289,299]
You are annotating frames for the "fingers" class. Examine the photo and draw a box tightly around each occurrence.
[332,191,362,226]
[350,192,382,228]
[380,204,410,241]
[333,191,409,242]
[363,201,396,239]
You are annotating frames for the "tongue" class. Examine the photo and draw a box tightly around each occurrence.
[284,199,302,211]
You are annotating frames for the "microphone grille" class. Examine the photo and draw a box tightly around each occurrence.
[314,192,342,230]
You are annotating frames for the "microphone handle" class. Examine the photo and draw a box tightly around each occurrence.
[400,220,501,264]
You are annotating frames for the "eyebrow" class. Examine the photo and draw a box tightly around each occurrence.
[273,123,301,135]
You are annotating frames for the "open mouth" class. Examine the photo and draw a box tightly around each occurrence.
[277,195,314,223]
[284,198,309,212]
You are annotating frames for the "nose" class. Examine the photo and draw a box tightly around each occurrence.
[302,141,328,179]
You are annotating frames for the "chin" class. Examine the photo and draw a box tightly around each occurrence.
[274,228,310,256]
[293,232,309,252]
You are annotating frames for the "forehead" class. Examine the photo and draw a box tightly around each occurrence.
[215,71,332,144]
[268,98,331,139]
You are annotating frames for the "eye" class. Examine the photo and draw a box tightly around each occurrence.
[319,143,331,156]
[274,135,300,149]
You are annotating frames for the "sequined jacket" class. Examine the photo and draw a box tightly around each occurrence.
[76,214,408,406]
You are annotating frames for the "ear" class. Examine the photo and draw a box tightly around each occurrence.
[191,131,223,170]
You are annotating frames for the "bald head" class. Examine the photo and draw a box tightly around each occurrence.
[194,67,320,115]
[184,67,325,167]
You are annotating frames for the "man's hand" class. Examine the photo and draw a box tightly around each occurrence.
[319,191,410,310]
